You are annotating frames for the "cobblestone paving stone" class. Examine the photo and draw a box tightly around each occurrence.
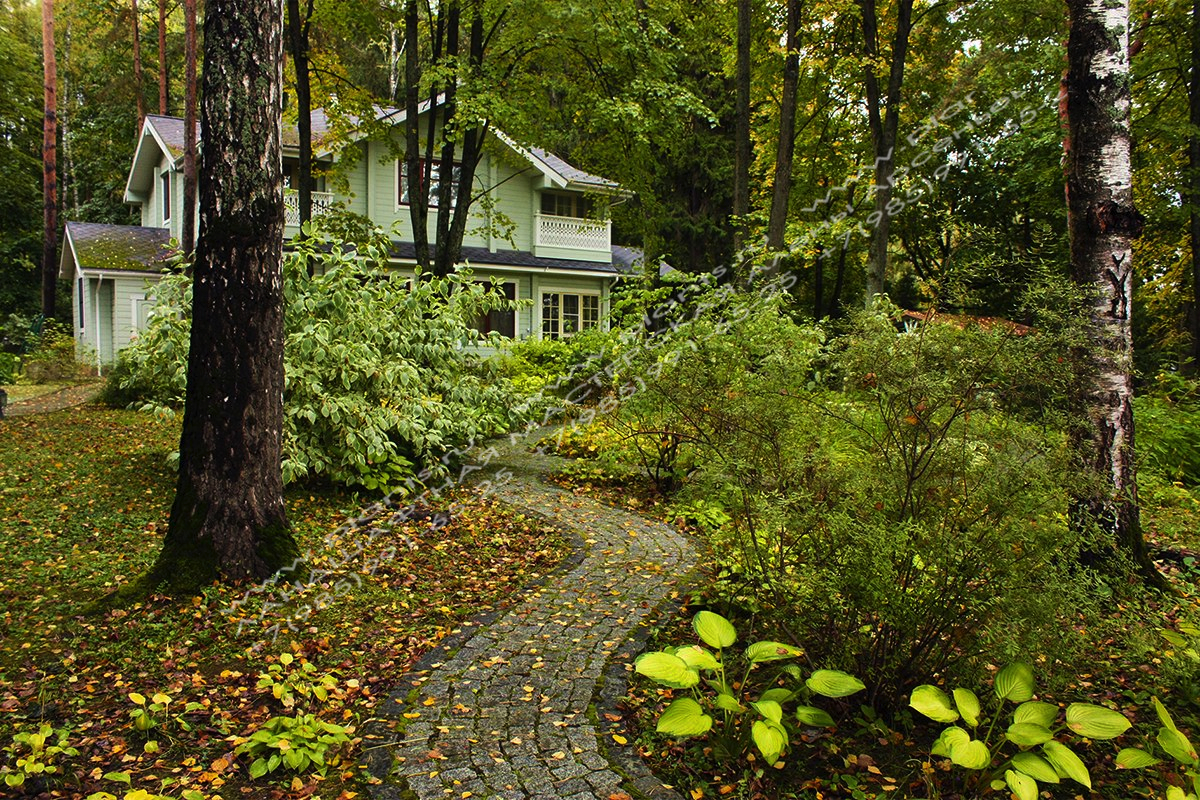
[364,432,693,800]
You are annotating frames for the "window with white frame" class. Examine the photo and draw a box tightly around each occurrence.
[397,158,461,208]
[540,191,594,218]
[541,292,599,340]
[160,171,171,223]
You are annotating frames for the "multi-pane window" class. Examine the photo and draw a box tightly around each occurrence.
[398,159,461,207]
[541,292,600,340]
[473,281,516,339]
[160,171,171,222]
[540,191,594,218]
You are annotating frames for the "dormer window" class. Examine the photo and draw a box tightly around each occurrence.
[540,191,593,218]
[398,159,460,208]
[160,171,171,223]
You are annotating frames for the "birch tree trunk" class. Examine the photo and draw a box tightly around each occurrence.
[1065,0,1164,587]
[149,0,298,590]
[41,0,57,319]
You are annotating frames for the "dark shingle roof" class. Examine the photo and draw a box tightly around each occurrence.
[144,115,189,159]
[67,222,173,272]
[388,242,618,275]
[527,147,617,189]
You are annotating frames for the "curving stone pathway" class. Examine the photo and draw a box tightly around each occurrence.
[363,432,694,800]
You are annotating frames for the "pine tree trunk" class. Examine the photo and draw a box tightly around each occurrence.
[42,0,57,320]
[158,0,167,113]
[860,0,913,302]
[732,0,751,251]
[405,0,430,270]
[149,0,297,591]
[1190,0,1200,372]
[766,0,800,254]
[182,0,197,254]
[132,0,145,124]
[287,0,313,237]
[1065,0,1165,588]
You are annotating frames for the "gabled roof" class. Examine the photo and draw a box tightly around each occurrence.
[59,222,173,279]
[124,115,197,203]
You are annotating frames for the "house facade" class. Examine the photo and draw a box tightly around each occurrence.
[59,107,633,368]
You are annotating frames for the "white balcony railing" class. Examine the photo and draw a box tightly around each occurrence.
[534,213,610,252]
[284,190,336,226]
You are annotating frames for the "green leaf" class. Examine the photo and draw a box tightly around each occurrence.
[675,645,719,672]
[692,611,737,649]
[953,688,981,727]
[931,726,970,758]
[634,652,700,689]
[745,641,803,663]
[128,692,146,706]
[759,688,793,704]
[950,739,991,770]
[1166,787,1190,800]
[1043,741,1092,789]
[1005,769,1038,800]
[752,700,783,724]
[1159,726,1200,766]
[714,692,744,713]
[1115,748,1161,769]
[1010,752,1059,783]
[1005,722,1054,746]
[249,757,269,779]
[102,772,132,786]
[805,670,865,698]
[910,685,959,723]
[1012,700,1058,728]
[751,720,787,764]
[995,663,1035,703]
[1064,703,1131,739]
[795,705,835,728]
[1155,696,1179,732]
[656,698,713,736]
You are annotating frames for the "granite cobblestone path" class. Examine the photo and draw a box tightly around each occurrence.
[364,435,694,800]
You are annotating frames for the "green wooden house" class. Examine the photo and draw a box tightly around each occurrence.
[59,106,634,369]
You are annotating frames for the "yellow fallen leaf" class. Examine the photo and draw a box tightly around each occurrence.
[612,734,628,745]
[690,789,704,800]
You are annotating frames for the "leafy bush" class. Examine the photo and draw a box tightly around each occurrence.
[255,652,339,710]
[23,319,80,383]
[0,352,18,384]
[635,611,863,767]
[1,723,79,790]
[1118,696,1200,800]
[235,713,351,778]
[600,296,1089,707]
[106,230,525,491]
[1136,375,1200,487]
[1,312,32,353]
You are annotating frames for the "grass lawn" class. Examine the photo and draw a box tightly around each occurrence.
[0,405,566,799]
[1,383,85,404]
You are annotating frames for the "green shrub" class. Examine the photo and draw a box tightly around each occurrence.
[23,320,79,383]
[235,713,351,778]
[1136,376,1200,487]
[1,723,79,790]
[106,230,525,492]
[0,352,18,384]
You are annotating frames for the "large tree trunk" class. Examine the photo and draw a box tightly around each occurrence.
[41,0,57,320]
[132,0,145,124]
[1065,0,1164,588]
[766,0,800,253]
[860,0,913,302]
[182,0,197,254]
[732,0,751,251]
[1190,0,1200,372]
[432,0,460,278]
[404,0,430,269]
[149,0,297,591]
[158,0,167,113]
[286,0,314,239]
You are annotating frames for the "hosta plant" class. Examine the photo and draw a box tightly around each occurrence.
[235,713,351,778]
[255,652,339,710]
[1,723,78,790]
[634,610,864,766]
[1115,696,1200,800]
[910,663,1132,799]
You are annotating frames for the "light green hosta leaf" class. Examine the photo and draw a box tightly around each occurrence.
[753,700,783,724]
[1043,741,1091,789]
[675,645,719,672]
[950,739,991,770]
[1013,701,1058,728]
[931,727,970,758]
[1115,748,1160,769]
[1005,769,1038,800]
[1155,696,1179,732]
[953,688,981,727]
[714,692,744,713]
[1064,703,1131,740]
[910,685,959,723]
[1010,752,1059,783]
[995,663,1035,703]
[759,688,793,704]
[745,641,803,663]
[1159,726,1200,766]
[692,611,737,649]
[634,652,700,689]
[751,720,787,764]
[806,670,865,698]
[1006,722,1054,746]
[656,698,713,736]
[1166,787,1194,800]
[795,705,835,728]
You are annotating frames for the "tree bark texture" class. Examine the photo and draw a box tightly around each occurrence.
[732,0,751,250]
[182,0,197,254]
[286,0,313,235]
[1190,0,1200,370]
[158,0,168,113]
[42,0,57,319]
[405,0,431,269]
[1065,0,1163,586]
[152,0,297,590]
[860,0,913,303]
[132,0,145,124]
[766,0,800,253]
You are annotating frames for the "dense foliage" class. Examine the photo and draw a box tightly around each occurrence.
[106,231,524,492]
